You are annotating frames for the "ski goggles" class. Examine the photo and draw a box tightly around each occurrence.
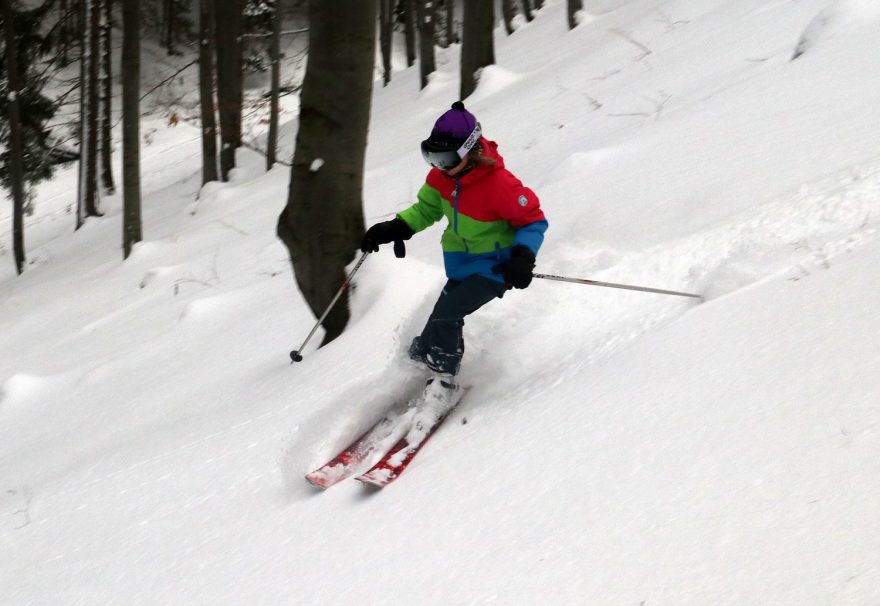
[420,122,482,170]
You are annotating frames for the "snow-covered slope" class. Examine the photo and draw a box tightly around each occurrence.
[2,0,879,603]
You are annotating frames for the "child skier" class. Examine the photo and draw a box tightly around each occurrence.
[361,101,548,403]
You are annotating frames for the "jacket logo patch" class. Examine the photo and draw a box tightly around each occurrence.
[518,194,529,207]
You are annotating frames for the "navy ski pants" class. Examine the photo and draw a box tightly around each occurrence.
[411,275,507,376]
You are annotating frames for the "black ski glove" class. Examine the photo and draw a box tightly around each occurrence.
[360,218,415,257]
[492,245,536,289]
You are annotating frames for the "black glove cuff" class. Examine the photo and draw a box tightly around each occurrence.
[510,244,536,263]
[389,217,416,241]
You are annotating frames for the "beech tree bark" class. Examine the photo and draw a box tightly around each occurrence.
[460,0,494,99]
[567,0,583,30]
[276,0,377,346]
[198,0,219,184]
[2,0,27,273]
[215,0,243,181]
[266,0,281,170]
[416,0,435,90]
[445,0,454,45]
[77,0,102,228]
[501,0,516,35]
[379,0,392,86]
[100,0,115,195]
[403,0,416,67]
[121,0,142,258]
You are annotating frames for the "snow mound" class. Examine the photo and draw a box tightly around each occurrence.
[0,372,70,418]
[469,65,523,104]
[792,0,880,60]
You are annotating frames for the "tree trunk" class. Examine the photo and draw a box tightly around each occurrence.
[162,0,176,54]
[403,0,415,67]
[59,0,72,66]
[198,0,218,184]
[379,0,392,86]
[445,0,455,46]
[76,0,86,229]
[501,0,515,35]
[121,0,142,258]
[276,0,376,347]
[100,0,115,195]
[161,0,169,48]
[87,0,101,215]
[521,0,534,22]
[460,0,494,99]
[3,0,27,274]
[266,0,281,170]
[416,0,435,90]
[215,0,243,181]
[567,0,583,30]
[77,0,102,228]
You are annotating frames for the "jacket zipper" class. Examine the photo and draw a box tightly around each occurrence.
[452,180,466,252]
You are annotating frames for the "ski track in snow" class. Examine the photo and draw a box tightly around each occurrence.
[468,154,880,408]
[280,151,880,496]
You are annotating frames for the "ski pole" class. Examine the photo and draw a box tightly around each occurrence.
[534,272,704,300]
[290,251,369,363]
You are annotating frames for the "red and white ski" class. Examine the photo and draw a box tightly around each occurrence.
[305,408,413,489]
[356,387,469,488]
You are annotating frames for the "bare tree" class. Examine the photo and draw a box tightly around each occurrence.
[198,0,219,184]
[403,0,415,67]
[162,0,173,51]
[501,0,516,35]
[460,0,493,99]
[58,0,75,66]
[521,0,534,22]
[77,0,102,228]
[215,0,243,181]
[121,0,141,258]
[266,0,281,170]
[567,0,583,30]
[2,0,27,273]
[416,0,435,89]
[276,0,377,346]
[444,0,455,45]
[100,0,115,194]
[379,0,392,86]
[160,0,192,55]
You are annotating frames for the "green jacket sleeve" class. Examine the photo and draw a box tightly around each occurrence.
[396,183,444,233]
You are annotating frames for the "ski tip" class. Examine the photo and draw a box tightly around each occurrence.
[356,476,389,490]
[305,470,346,490]
[304,474,330,490]
[356,469,396,489]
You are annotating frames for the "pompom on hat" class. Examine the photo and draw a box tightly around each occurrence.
[420,101,482,170]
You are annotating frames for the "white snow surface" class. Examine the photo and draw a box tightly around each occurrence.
[2,1,880,604]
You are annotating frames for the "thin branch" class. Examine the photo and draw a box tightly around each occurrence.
[608,91,671,122]
[242,27,309,38]
[139,59,198,103]
[655,11,689,32]
[240,139,291,167]
[609,28,652,61]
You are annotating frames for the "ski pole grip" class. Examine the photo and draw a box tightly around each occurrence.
[393,240,406,258]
